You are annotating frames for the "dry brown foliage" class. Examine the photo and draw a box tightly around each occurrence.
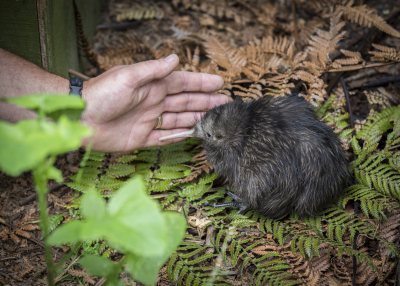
[115,2,165,22]
[66,1,400,285]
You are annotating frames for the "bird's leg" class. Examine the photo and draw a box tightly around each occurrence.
[226,191,242,202]
[212,190,251,215]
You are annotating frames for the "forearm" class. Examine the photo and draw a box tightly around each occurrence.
[0,48,69,122]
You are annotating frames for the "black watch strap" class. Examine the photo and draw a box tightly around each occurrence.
[69,77,83,97]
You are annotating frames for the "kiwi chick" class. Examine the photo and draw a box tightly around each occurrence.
[160,95,349,218]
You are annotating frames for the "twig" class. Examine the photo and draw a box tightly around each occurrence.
[54,255,80,283]
[96,21,141,30]
[0,188,10,213]
[340,78,355,130]
[376,258,399,286]
[68,69,91,81]
[366,74,400,87]
[94,277,107,286]
[340,77,358,286]
[19,183,64,206]
[291,1,301,52]
[151,193,170,199]
[0,256,18,261]
[233,74,286,84]
[389,144,400,150]
[327,62,396,73]
[0,218,57,255]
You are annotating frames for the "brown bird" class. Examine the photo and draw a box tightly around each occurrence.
[160,95,349,218]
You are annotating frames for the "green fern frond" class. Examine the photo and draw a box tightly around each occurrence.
[84,161,103,168]
[106,164,135,178]
[48,213,65,233]
[161,152,193,164]
[154,170,185,180]
[115,154,137,163]
[97,176,125,190]
[88,152,105,161]
[149,179,172,192]
[158,163,190,172]
[65,181,97,193]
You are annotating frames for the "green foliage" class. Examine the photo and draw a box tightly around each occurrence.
[0,115,91,176]
[62,96,400,285]
[49,177,187,286]
[3,94,86,121]
[47,213,65,234]
[0,94,89,286]
[0,94,188,286]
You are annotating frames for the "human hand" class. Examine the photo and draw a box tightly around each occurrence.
[81,54,228,152]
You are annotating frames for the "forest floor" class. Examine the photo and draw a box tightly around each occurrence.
[1,0,400,285]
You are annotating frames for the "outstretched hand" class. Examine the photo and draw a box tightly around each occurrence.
[81,54,229,152]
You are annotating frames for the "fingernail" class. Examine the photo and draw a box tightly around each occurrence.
[164,54,178,62]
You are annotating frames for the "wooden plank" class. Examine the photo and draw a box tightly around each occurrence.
[41,0,105,78]
[0,0,105,79]
[0,0,42,67]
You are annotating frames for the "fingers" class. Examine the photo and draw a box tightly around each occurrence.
[133,54,180,87]
[163,93,230,112]
[159,112,204,129]
[164,71,224,94]
[143,129,192,148]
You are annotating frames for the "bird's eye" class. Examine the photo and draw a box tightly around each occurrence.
[206,133,212,138]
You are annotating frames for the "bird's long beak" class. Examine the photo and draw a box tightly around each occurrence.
[159,129,195,141]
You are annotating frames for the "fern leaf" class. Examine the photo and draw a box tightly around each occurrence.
[106,164,135,178]
[338,5,400,38]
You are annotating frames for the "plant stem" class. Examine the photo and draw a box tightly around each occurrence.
[33,164,55,286]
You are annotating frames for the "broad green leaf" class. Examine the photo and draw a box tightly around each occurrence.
[4,94,86,121]
[125,212,186,286]
[107,177,168,256]
[49,177,185,258]
[81,189,106,220]
[79,255,121,277]
[0,116,91,176]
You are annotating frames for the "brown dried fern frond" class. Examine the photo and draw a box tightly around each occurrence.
[337,3,400,38]
[19,266,34,278]
[243,38,285,81]
[298,18,325,47]
[73,0,98,64]
[96,34,154,70]
[332,49,365,68]
[114,2,164,22]
[200,34,247,82]
[232,83,263,101]
[294,0,335,15]
[68,269,90,277]
[369,43,400,62]
[173,0,252,26]
[14,228,31,239]
[285,252,323,286]
[178,149,213,183]
[264,73,295,98]
[258,36,295,59]
[306,10,346,70]
[364,90,391,110]
[181,46,201,72]
[153,39,185,60]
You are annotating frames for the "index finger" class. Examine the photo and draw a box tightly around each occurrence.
[164,71,224,95]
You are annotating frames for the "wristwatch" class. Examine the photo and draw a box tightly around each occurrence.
[69,77,83,97]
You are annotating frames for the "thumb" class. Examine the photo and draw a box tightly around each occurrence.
[133,54,179,87]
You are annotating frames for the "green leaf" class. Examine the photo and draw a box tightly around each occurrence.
[50,177,186,286]
[0,116,91,176]
[79,255,121,278]
[125,212,186,286]
[4,94,86,121]
[81,189,106,220]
